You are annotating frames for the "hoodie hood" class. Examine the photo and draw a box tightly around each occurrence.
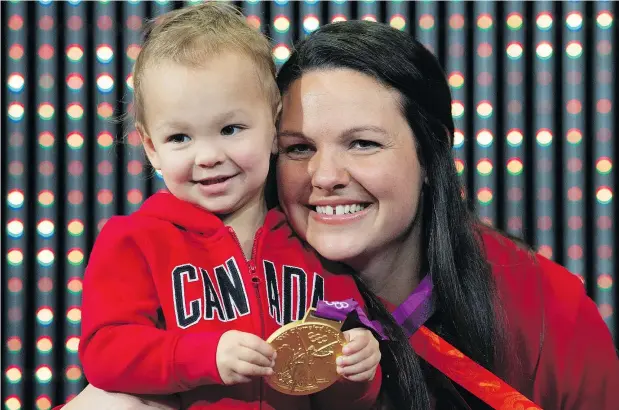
[136,192,288,237]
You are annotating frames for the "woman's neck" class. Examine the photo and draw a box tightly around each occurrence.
[222,192,267,259]
[350,219,424,306]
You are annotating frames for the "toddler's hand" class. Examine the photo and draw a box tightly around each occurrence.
[216,330,276,385]
[336,328,381,382]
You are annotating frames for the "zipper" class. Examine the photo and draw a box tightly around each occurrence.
[228,227,265,409]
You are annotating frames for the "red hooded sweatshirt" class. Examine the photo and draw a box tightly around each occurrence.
[78,192,380,410]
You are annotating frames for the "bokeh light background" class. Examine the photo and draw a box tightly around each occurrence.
[2,1,617,408]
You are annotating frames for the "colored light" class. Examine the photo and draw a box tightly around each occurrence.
[506,13,523,30]
[507,158,524,176]
[476,130,494,147]
[536,42,553,59]
[5,396,21,410]
[536,12,553,30]
[8,189,25,209]
[5,366,22,383]
[67,277,83,294]
[38,190,55,206]
[66,336,80,353]
[566,12,583,30]
[126,44,141,61]
[7,73,25,92]
[97,102,114,119]
[566,129,582,144]
[273,15,290,33]
[361,14,377,23]
[37,249,55,266]
[67,219,84,236]
[454,159,465,175]
[596,157,613,174]
[449,14,464,30]
[98,131,114,148]
[598,274,613,290]
[476,159,493,176]
[566,41,583,58]
[36,396,52,410]
[273,44,291,63]
[476,101,493,118]
[506,42,523,59]
[596,187,613,204]
[35,366,53,383]
[448,72,464,89]
[67,132,84,149]
[37,307,54,326]
[597,11,613,29]
[7,219,24,238]
[453,130,464,148]
[477,13,493,30]
[8,102,24,121]
[96,44,114,63]
[506,129,523,147]
[66,73,84,90]
[66,44,84,62]
[67,307,82,324]
[477,188,493,204]
[65,365,83,382]
[37,219,55,238]
[389,14,406,31]
[246,15,261,30]
[67,248,84,266]
[9,44,24,61]
[38,103,55,120]
[451,101,464,118]
[37,337,53,354]
[419,14,435,30]
[331,14,347,23]
[7,337,22,352]
[97,73,114,93]
[7,249,24,266]
[536,129,553,146]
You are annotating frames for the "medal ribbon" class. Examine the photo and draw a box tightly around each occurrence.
[315,276,543,410]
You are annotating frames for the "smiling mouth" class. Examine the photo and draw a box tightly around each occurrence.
[308,203,371,216]
[194,175,236,185]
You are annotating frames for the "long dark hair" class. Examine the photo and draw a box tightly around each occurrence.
[275,21,503,409]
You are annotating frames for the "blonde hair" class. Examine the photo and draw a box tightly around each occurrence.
[132,2,280,132]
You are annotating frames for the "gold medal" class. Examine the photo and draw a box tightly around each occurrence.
[265,308,346,395]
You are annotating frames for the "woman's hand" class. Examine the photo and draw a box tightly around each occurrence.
[61,384,181,410]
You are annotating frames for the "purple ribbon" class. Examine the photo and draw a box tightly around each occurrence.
[314,275,435,341]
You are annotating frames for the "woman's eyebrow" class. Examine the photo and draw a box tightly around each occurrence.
[277,130,307,139]
[342,126,388,136]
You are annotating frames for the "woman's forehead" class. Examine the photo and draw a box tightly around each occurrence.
[279,69,403,132]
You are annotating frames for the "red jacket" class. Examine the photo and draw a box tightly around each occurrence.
[383,229,619,409]
[482,229,619,409]
[79,192,380,409]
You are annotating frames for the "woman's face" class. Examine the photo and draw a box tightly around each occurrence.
[277,69,424,265]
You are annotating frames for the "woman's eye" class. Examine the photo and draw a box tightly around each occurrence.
[221,125,244,136]
[351,139,380,150]
[282,144,314,156]
[167,134,191,143]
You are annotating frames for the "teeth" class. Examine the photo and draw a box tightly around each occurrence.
[315,204,368,215]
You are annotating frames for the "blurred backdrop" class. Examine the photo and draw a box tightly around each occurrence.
[2,1,617,409]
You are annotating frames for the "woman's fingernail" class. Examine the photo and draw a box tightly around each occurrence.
[336,357,344,366]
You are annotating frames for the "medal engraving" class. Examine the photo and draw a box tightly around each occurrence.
[266,309,345,395]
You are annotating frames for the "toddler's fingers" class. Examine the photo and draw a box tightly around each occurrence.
[239,333,276,359]
[237,346,274,368]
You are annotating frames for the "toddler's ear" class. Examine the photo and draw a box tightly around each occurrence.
[137,122,161,170]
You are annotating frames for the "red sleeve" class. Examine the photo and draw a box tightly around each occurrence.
[530,256,619,409]
[80,217,225,393]
[560,286,619,408]
[311,365,381,409]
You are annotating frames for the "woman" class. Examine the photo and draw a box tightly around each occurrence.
[61,21,618,409]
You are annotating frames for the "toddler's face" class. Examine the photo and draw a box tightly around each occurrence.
[140,52,277,217]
